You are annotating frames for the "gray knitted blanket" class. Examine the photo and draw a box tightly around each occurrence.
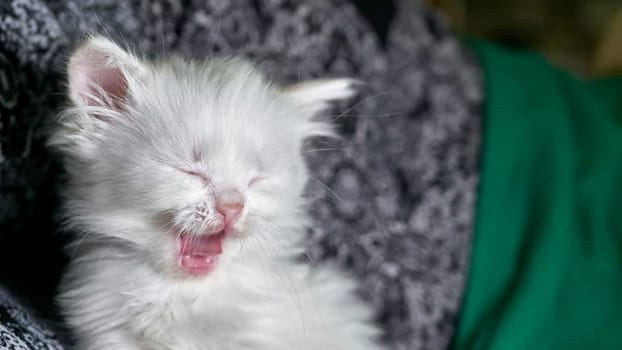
[0,1,482,349]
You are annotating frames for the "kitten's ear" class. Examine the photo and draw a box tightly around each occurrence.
[50,37,145,158]
[281,78,360,137]
[68,36,145,113]
[282,78,360,116]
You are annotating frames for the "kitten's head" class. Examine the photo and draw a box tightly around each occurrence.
[51,37,357,277]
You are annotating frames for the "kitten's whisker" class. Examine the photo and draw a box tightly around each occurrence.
[148,211,176,231]
[68,230,93,262]
[302,190,326,206]
[254,229,306,335]
[208,19,222,57]
[302,147,344,153]
[309,176,344,204]
[249,232,287,296]
[259,221,294,251]
[262,217,319,270]
[228,235,248,267]
[324,111,403,119]
[330,91,395,121]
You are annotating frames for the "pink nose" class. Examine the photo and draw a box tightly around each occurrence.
[215,189,244,228]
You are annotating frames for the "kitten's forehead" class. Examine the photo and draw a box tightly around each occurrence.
[153,60,286,121]
[151,58,276,109]
[129,58,302,161]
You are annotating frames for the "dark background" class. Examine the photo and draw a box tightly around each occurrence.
[427,0,622,76]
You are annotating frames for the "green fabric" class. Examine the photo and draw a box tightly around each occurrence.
[453,40,622,350]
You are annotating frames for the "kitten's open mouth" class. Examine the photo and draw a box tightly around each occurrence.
[176,232,225,276]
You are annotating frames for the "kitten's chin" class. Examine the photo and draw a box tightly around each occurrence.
[175,232,225,276]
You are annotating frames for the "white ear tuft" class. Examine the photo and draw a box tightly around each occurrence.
[68,36,143,112]
[281,78,361,138]
[281,78,361,117]
[50,37,145,158]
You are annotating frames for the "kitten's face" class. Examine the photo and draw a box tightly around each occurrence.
[52,37,355,277]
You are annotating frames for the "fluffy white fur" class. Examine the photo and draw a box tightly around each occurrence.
[51,36,381,350]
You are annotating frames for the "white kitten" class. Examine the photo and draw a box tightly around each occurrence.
[50,36,381,350]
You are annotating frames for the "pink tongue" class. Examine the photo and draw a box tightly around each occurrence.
[176,234,224,276]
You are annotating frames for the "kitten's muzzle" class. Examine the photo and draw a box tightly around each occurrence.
[215,188,244,233]
[174,188,244,277]
[178,188,245,236]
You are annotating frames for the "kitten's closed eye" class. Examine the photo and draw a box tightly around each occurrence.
[247,176,266,188]
[179,169,209,185]
[180,168,264,189]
